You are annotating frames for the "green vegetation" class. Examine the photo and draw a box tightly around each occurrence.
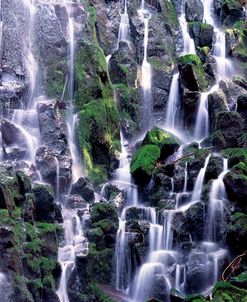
[75,42,113,111]
[212,281,247,302]
[178,54,208,91]
[142,127,179,148]
[77,98,120,184]
[130,145,161,176]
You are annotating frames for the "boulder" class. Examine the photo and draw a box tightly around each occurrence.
[185,0,204,22]
[142,127,180,160]
[130,145,160,185]
[178,54,207,92]
[224,162,247,209]
[33,183,56,222]
[205,155,223,182]
[70,177,95,203]
[237,94,247,130]
[90,203,118,225]
[208,90,228,131]
[214,111,244,148]
[221,0,244,26]
[189,22,214,49]
[226,212,247,253]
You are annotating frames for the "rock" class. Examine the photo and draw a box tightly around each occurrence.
[237,94,247,130]
[125,206,154,221]
[173,165,186,192]
[77,98,120,185]
[178,54,207,92]
[90,203,118,225]
[149,174,173,206]
[226,212,247,253]
[186,252,212,293]
[221,0,244,26]
[214,111,244,148]
[35,145,72,193]
[185,202,205,241]
[66,195,87,210]
[219,80,246,110]
[142,127,180,160]
[212,130,227,151]
[224,162,247,209]
[130,145,160,185]
[233,76,247,90]
[208,90,228,131]
[33,183,56,222]
[189,22,214,48]
[71,177,95,203]
[187,159,203,191]
[185,0,204,22]
[205,155,223,182]
[221,148,247,168]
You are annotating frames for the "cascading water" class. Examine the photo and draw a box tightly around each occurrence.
[56,3,88,302]
[117,0,130,48]
[138,1,153,132]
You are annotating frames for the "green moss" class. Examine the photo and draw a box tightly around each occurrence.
[130,145,161,175]
[89,283,115,302]
[36,222,61,235]
[221,148,247,161]
[163,0,179,29]
[142,127,179,148]
[223,0,242,10]
[77,98,120,184]
[75,42,113,111]
[178,54,208,91]
[45,61,67,99]
[212,281,247,302]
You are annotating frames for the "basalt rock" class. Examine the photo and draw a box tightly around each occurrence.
[208,90,228,131]
[185,0,204,22]
[214,111,244,148]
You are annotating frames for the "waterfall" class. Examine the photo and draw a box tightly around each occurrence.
[202,0,233,80]
[138,3,153,131]
[179,0,196,54]
[165,73,180,131]
[117,0,130,48]
[206,158,228,242]
[191,154,211,202]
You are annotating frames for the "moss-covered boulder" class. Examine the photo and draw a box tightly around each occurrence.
[75,42,113,111]
[221,0,244,26]
[185,0,204,22]
[130,145,161,185]
[226,212,247,253]
[189,22,214,49]
[178,54,208,91]
[221,148,247,168]
[77,98,120,185]
[142,127,180,159]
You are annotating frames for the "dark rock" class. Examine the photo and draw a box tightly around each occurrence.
[33,183,56,222]
[214,111,244,148]
[90,202,118,225]
[205,155,223,182]
[237,94,247,130]
[221,0,244,26]
[185,0,204,22]
[71,177,95,203]
[189,22,214,48]
[208,90,228,131]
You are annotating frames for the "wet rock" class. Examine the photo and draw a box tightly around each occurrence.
[208,90,228,131]
[224,163,247,209]
[178,54,207,92]
[187,159,203,191]
[214,111,244,148]
[173,165,185,192]
[66,194,87,210]
[185,0,204,22]
[125,206,154,222]
[186,252,212,293]
[71,177,95,203]
[219,80,246,110]
[33,183,56,222]
[90,202,118,225]
[102,183,128,207]
[205,155,223,182]
[189,22,214,48]
[185,202,205,242]
[221,0,244,26]
[142,127,180,160]
[149,174,173,206]
[237,94,247,130]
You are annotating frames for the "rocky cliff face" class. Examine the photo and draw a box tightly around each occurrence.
[0,0,247,302]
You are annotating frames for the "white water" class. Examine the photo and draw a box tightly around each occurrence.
[117,0,130,48]
[179,0,196,54]
[165,73,180,131]
[138,4,153,131]
[206,158,228,241]
[191,154,211,202]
